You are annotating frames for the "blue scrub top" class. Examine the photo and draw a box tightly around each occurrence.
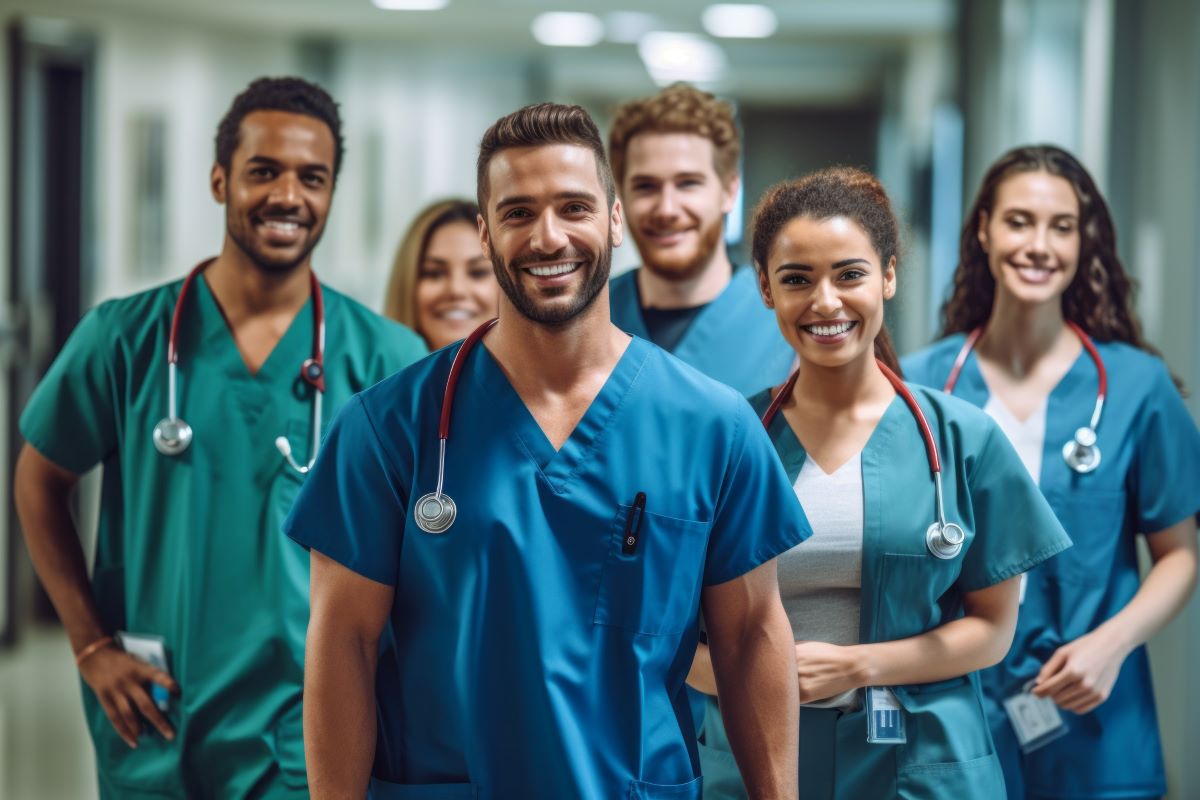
[904,337,1200,799]
[284,335,811,800]
[609,266,795,397]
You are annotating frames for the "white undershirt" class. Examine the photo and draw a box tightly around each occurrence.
[779,453,864,709]
[982,395,1048,484]
[983,395,1048,604]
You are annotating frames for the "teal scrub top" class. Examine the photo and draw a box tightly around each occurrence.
[904,338,1200,799]
[699,383,1072,800]
[609,266,795,397]
[19,270,426,797]
[283,336,812,800]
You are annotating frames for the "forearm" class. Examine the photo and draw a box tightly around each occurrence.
[854,579,1019,687]
[304,608,379,798]
[686,642,718,696]
[710,604,798,800]
[13,457,105,651]
[1093,543,1197,655]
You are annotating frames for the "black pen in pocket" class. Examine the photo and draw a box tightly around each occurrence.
[622,492,647,555]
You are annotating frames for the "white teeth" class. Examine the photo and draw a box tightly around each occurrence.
[438,309,474,320]
[527,262,579,277]
[263,221,299,232]
[806,322,853,337]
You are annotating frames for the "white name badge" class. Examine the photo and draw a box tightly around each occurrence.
[866,687,906,744]
[116,631,172,711]
[1003,680,1067,753]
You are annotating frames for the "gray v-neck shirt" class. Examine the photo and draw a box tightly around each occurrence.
[778,452,864,647]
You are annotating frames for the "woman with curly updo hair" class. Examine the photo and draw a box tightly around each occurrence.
[690,166,1070,799]
[904,145,1200,800]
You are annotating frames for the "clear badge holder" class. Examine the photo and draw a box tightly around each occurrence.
[1003,679,1068,753]
[866,687,906,744]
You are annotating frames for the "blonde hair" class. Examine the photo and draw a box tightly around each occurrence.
[383,198,480,329]
[608,83,741,188]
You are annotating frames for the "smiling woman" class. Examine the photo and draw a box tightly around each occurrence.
[383,198,497,350]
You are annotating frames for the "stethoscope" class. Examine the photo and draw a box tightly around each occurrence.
[762,360,966,559]
[152,259,327,474]
[942,322,1106,474]
[412,317,500,534]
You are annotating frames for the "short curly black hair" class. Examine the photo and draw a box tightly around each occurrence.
[214,76,345,181]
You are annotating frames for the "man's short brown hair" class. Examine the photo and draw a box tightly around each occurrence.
[608,83,741,188]
[476,103,616,216]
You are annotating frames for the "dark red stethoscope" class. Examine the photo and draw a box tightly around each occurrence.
[943,322,1107,474]
[151,259,326,474]
[412,317,500,534]
[762,360,966,559]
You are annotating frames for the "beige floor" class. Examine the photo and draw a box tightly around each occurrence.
[0,624,99,800]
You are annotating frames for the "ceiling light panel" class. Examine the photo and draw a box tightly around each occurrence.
[702,4,779,38]
[532,12,605,47]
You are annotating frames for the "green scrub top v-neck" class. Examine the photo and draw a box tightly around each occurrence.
[20,269,426,798]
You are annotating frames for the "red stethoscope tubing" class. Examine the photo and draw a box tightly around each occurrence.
[942,322,1107,432]
[438,318,500,440]
[168,259,326,389]
[762,359,943,476]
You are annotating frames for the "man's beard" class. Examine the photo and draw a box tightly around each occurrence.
[226,206,322,275]
[634,212,724,283]
[490,230,612,327]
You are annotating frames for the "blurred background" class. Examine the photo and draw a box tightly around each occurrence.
[0,0,1196,797]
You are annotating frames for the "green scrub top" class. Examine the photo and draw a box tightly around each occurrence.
[20,268,426,798]
[699,383,1072,800]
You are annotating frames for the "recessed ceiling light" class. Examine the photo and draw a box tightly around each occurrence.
[702,4,778,38]
[637,32,727,86]
[532,12,605,47]
[372,0,450,9]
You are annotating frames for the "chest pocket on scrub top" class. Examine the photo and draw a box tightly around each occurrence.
[593,503,710,636]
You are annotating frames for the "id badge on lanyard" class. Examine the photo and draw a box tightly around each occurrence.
[1003,680,1067,753]
[866,687,906,744]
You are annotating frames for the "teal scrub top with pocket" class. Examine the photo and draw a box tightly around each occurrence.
[698,382,1072,800]
[904,337,1200,799]
[19,270,426,798]
[283,335,812,800]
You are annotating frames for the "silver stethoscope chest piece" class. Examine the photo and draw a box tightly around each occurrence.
[153,260,326,474]
[153,415,193,456]
[926,520,966,560]
[414,318,499,535]
[414,491,457,534]
[1062,426,1101,473]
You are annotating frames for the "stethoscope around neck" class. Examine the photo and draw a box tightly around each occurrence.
[412,317,500,534]
[152,259,327,474]
[942,321,1106,474]
[761,360,967,560]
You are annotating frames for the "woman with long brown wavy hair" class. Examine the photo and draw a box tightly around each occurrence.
[904,145,1200,800]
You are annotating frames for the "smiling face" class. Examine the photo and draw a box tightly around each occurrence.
[213,110,335,274]
[479,143,623,327]
[758,215,895,370]
[979,170,1081,309]
[621,132,737,282]
[414,220,498,349]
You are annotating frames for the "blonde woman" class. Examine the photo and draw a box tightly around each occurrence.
[384,198,497,349]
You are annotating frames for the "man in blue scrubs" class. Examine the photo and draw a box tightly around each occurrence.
[287,103,809,799]
[607,83,794,396]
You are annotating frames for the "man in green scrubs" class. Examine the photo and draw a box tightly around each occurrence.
[12,77,426,798]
